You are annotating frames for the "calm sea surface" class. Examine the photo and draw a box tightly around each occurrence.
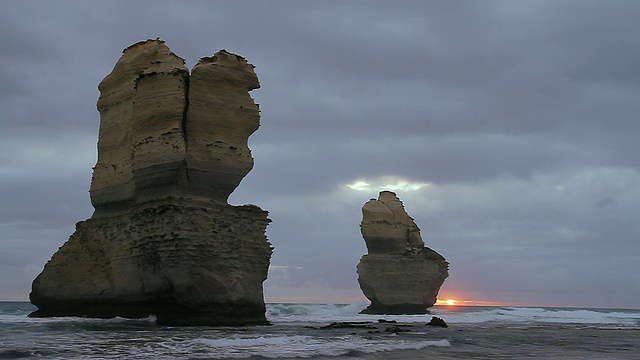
[1,301,638,359]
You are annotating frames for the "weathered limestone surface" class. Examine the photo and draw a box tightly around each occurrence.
[357,191,448,314]
[186,51,261,201]
[30,39,272,325]
[91,40,190,214]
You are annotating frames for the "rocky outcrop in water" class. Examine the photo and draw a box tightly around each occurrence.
[30,39,272,326]
[357,191,448,314]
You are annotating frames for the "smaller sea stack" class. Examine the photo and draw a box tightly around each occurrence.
[357,191,449,314]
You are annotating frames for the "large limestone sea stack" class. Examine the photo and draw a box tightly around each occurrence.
[357,191,449,314]
[29,39,273,326]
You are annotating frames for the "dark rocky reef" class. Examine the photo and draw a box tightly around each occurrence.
[30,39,272,326]
[427,316,448,328]
[357,191,449,314]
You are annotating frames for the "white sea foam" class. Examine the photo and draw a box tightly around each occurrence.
[2,302,639,359]
[0,313,158,326]
[192,334,450,358]
[266,302,439,324]
[266,303,640,327]
[429,306,640,326]
[267,302,368,322]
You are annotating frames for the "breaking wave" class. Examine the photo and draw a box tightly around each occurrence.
[266,303,640,327]
[429,306,640,327]
[193,335,449,358]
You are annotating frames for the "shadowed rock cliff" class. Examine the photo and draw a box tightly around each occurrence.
[357,191,448,314]
[30,39,272,326]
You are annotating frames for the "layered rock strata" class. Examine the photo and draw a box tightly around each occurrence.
[30,39,272,326]
[357,191,448,314]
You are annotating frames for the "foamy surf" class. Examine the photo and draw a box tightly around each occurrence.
[265,303,640,327]
[429,306,640,326]
[1,302,639,359]
[193,335,450,358]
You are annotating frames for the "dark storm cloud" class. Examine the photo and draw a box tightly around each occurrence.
[1,0,638,306]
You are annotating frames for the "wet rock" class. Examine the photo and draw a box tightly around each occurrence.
[427,316,449,328]
[320,321,377,330]
[378,319,397,323]
[384,325,412,333]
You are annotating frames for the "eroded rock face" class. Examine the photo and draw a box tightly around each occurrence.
[30,39,272,325]
[185,52,261,201]
[91,40,190,213]
[357,191,448,314]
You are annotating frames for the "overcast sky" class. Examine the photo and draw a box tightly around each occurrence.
[1,0,639,308]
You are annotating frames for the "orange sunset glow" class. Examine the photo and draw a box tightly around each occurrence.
[436,299,457,305]
[435,296,513,307]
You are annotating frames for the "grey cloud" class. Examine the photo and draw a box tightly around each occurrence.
[1,0,639,307]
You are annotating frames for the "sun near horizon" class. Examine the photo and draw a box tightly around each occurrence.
[434,296,512,307]
[436,299,457,306]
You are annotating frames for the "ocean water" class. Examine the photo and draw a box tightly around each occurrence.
[1,301,638,359]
